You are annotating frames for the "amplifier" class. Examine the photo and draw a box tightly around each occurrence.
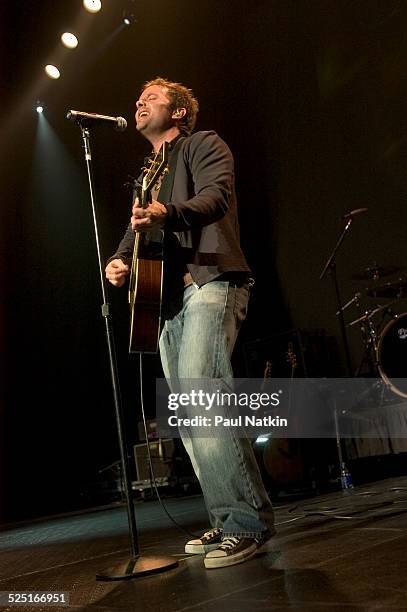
[137,419,160,441]
[133,439,175,481]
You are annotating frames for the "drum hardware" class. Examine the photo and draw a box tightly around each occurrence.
[341,294,396,378]
[351,263,404,282]
[346,302,407,398]
[352,307,382,379]
[347,301,397,328]
[346,265,406,382]
[365,277,407,299]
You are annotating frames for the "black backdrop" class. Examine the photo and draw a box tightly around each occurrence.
[1,0,406,522]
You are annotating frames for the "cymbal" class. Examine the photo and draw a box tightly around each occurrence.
[352,264,403,281]
[366,278,407,298]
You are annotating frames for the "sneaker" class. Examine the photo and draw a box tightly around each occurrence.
[204,531,273,569]
[185,528,223,554]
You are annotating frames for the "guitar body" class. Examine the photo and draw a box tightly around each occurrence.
[128,142,169,354]
[129,256,163,353]
[257,344,307,494]
[262,438,307,491]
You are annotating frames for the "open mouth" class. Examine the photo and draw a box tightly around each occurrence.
[138,110,149,118]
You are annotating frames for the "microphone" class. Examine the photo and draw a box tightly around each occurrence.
[66,109,127,131]
[336,292,361,316]
[343,207,368,220]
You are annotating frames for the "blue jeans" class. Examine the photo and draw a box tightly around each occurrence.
[159,280,275,538]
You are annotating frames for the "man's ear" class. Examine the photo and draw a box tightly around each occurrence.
[172,108,187,119]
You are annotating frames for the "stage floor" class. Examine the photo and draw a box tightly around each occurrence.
[1,476,407,611]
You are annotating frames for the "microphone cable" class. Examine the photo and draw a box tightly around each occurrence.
[138,353,201,539]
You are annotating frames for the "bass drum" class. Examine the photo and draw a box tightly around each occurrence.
[377,312,407,399]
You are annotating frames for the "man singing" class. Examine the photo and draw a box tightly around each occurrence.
[105,77,275,568]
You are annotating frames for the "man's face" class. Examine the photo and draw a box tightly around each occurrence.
[135,85,174,135]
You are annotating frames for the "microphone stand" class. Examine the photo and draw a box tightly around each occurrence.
[320,215,354,376]
[320,209,367,490]
[75,122,177,580]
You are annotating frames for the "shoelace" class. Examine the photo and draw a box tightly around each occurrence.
[218,537,240,551]
[202,528,222,541]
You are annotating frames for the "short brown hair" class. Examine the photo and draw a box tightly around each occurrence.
[142,77,199,135]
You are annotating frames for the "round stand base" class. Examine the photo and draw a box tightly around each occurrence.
[96,556,178,581]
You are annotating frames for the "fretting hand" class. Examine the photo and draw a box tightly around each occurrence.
[131,196,167,232]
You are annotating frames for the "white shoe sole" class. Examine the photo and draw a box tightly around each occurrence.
[204,535,273,569]
[185,542,221,555]
[204,543,258,569]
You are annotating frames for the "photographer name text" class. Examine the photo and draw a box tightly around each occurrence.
[167,414,287,428]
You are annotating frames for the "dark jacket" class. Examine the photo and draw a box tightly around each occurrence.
[111,130,250,287]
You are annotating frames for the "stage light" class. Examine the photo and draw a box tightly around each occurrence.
[61,32,79,49]
[254,433,272,445]
[36,103,44,114]
[83,0,102,13]
[45,64,61,79]
[122,11,136,25]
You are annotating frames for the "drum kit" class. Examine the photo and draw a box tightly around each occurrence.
[341,263,407,399]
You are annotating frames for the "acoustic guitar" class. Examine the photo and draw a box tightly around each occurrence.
[261,342,306,492]
[128,142,169,353]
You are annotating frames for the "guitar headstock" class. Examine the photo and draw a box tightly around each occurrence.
[142,141,170,197]
[263,359,273,380]
[286,341,298,372]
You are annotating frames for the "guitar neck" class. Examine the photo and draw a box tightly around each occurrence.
[140,183,151,209]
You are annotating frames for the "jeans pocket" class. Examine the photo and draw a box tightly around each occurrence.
[234,285,249,324]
